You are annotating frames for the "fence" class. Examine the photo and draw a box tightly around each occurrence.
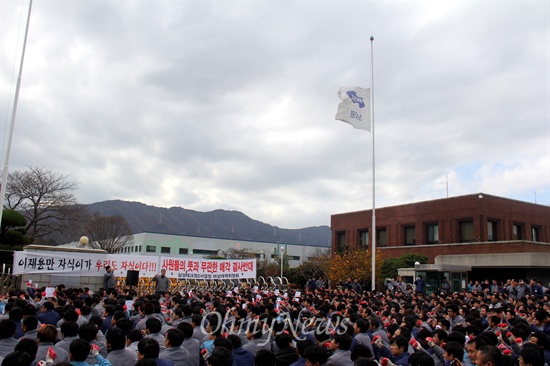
[0,273,21,296]
[114,275,289,294]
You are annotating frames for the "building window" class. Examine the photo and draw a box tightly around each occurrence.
[377,229,387,247]
[337,232,347,252]
[193,249,218,255]
[532,226,541,242]
[404,226,415,246]
[513,223,523,240]
[487,220,498,241]
[145,245,156,253]
[287,255,300,261]
[179,248,189,255]
[161,247,170,254]
[359,230,368,249]
[459,220,474,243]
[426,223,438,244]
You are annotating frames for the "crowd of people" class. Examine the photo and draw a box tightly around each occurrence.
[0,271,549,366]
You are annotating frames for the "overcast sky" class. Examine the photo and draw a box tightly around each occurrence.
[1,1,548,229]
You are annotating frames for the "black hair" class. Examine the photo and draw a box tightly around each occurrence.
[145,317,162,334]
[355,318,369,333]
[445,341,464,361]
[0,319,16,339]
[78,323,98,342]
[350,344,373,361]
[137,338,160,358]
[332,333,353,351]
[391,335,408,352]
[60,321,79,337]
[520,344,545,366]
[477,345,502,366]
[127,329,143,343]
[165,328,184,348]
[408,350,435,366]
[177,322,193,339]
[69,339,91,362]
[2,350,32,366]
[274,333,294,350]
[254,349,275,366]
[227,334,242,349]
[14,338,38,360]
[303,345,329,365]
[115,318,133,334]
[106,327,126,350]
[22,316,38,331]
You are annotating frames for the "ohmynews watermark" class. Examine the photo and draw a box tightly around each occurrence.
[200,310,350,345]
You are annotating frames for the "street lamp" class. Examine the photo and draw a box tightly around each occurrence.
[280,246,285,280]
[79,236,89,247]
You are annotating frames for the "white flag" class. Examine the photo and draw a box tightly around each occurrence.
[335,86,371,131]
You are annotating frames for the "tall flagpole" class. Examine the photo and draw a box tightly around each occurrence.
[0,0,33,227]
[370,36,376,292]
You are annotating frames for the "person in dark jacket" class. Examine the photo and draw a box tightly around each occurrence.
[289,339,313,366]
[137,338,174,366]
[37,301,61,326]
[273,333,299,366]
[228,334,254,366]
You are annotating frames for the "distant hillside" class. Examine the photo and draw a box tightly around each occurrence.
[87,200,331,246]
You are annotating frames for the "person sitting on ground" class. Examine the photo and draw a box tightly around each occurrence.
[105,327,137,366]
[376,335,409,366]
[137,338,174,366]
[125,329,143,356]
[2,350,33,366]
[0,319,19,358]
[78,323,108,364]
[177,322,200,366]
[243,319,271,356]
[158,328,191,366]
[69,338,111,366]
[519,344,545,366]
[327,333,354,366]
[20,315,39,341]
[207,346,234,366]
[145,318,166,352]
[273,333,299,366]
[302,346,328,366]
[227,334,254,366]
[254,349,275,366]
[56,321,80,354]
[36,324,70,364]
[408,351,435,366]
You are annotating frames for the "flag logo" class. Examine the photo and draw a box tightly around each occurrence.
[346,91,365,108]
[335,86,371,131]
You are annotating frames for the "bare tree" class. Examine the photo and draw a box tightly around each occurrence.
[85,214,133,253]
[5,166,80,243]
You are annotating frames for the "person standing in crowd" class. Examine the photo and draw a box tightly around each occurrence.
[152,269,170,294]
[307,278,317,291]
[103,266,115,291]
[353,279,363,293]
[414,276,425,295]
[440,277,451,295]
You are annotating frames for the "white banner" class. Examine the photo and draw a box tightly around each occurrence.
[13,251,159,277]
[159,256,256,280]
[13,251,256,280]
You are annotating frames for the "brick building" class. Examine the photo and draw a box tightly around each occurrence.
[331,193,550,283]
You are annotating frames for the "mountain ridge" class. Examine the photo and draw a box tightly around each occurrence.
[87,200,331,246]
